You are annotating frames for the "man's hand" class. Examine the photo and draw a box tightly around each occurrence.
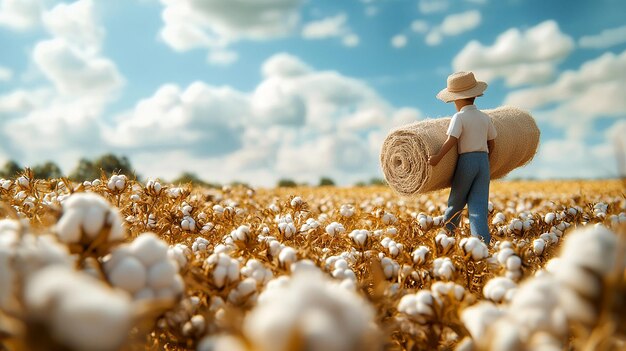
[428,154,441,166]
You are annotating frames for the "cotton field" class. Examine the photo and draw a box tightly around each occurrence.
[0,171,624,351]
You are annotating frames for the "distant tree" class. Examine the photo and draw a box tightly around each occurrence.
[230,181,250,188]
[355,181,367,187]
[277,179,297,188]
[69,158,100,182]
[33,161,63,179]
[172,172,207,186]
[319,177,335,186]
[0,160,22,178]
[369,178,386,186]
[69,154,135,182]
[95,154,133,177]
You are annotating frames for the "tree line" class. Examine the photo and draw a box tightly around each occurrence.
[0,154,387,188]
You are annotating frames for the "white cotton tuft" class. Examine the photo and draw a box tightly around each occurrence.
[107,256,147,293]
[25,266,132,351]
[244,267,380,351]
[130,232,169,266]
[460,237,489,260]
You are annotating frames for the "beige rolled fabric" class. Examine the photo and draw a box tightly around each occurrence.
[380,106,540,196]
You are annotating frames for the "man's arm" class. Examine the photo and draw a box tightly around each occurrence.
[487,139,495,156]
[429,136,458,166]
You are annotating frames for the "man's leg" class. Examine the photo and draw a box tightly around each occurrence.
[467,153,491,243]
[443,154,478,233]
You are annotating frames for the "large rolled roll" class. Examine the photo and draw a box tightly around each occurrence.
[380,106,540,196]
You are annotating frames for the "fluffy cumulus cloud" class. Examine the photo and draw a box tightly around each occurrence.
[505,49,626,123]
[453,20,574,87]
[418,0,449,14]
[301,13,359,47]
[391,34,407,48]
[425,10,481,46]
[0,66,12,82]
[42,0,104,52]
[33,38,123,97]
[504,50,626,179]
[0,0,124,170]
[158,0,302,62]
[579,25,626,49]
[0,0,42,31]
[105,82,247,156]
[106,53,421,185]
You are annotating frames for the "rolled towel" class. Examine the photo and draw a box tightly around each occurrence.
[380,106,540,196]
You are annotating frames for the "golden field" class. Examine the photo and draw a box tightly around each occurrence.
[0,175,624,351]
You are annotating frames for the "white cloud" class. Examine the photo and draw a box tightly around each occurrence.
[158,0,301,58]
[262,53,312,78]
[102,53,423,185]
[42,0,104,53]
[504,50,626,118]
[343,34,360,47]
[301,13,359,47]
[391,34,408,48]
[439,10,481,36]
[33,38,124,97]
[424,10,481,46]
[302,13,347,39]
[365,6,378,17]
[0,66,12,82]
[105,82,248,156]
[208,49,239,66]
[0,0,42,31]
[411,20,429,34]
[502,50,626,180]
[2,96,107,171]
[509,134,618,179]
[418,0,449,14]
[453,20,574,86]
[579,25,626,49]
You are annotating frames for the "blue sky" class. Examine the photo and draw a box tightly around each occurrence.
[0,0,625,186]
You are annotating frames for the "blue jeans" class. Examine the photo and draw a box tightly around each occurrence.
[443,152,491,243]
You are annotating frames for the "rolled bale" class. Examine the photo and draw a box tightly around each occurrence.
[380,106,540,196]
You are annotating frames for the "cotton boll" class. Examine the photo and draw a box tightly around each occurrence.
[340,204,355,218]
[25,267,132,351]
[460,302,503,340]
[496,247,515,266]
[412,246,430,265]
[198,335,247,351]
[460,237,489,261]
[492,212,506,225]
[134,287,155,300]
[325,222,345,236]
[506,255,522,271]
[231,225,250,242]
[244,267,380,351]
[131,233,169,266]
[55,193,125,244]
[398,290,435,323]
[147,259,178,290]
[557,224,618,277]
[435,232,455,253]
[279,247,297,267]
[192,237,210,253]
[431,281,465,302]
[349,229,369,247]
[533,238,546,255]
[83,205,106,238]
[483,277,517,303]
[433,257,455,280]
[55,209,83,243]
[168,244,189,269]
[107,256,147,293]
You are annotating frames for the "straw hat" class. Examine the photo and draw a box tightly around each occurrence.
[436,71,487,103]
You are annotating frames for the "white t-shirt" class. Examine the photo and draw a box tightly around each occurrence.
[446,105,497,154]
